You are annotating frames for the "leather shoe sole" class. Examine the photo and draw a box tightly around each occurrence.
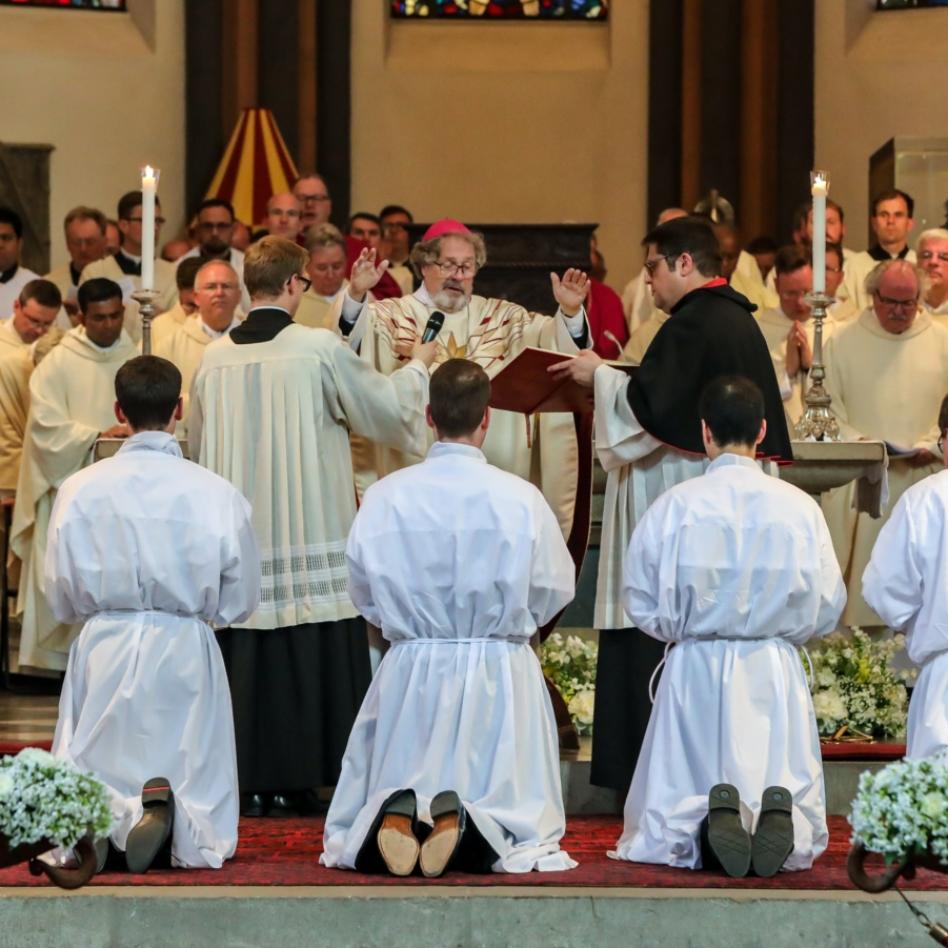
[752,786,795,878]
[705,783,751,878]
[376,789,419,877]
[126,778,174,874]
[419,790,465,878]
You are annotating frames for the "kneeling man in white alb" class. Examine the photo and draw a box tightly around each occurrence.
[47,355,260,872]
[321,358,577,876]
[611,375,845,877]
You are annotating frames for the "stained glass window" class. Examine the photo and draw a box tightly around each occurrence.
[391,0,608,20]
[0,0,126,9]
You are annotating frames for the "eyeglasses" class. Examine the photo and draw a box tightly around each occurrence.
[919,251,948,263]
[293,273,312,293]
[874,292,918,312]
[123,216,167,226]
[198,221,233,232]
[270,209,301,219]
[434,260,477,278]
[644,254,676,276]
[298,194,330,204]
[779,289,809,300]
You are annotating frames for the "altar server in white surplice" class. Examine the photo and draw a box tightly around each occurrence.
[612,376,845,874]
[12,278,138,672]
[322,360,576,877]
[863,396,948,761]
[48,356,259,871]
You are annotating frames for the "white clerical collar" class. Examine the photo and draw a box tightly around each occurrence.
[118,430,182,458]
[707,453,761,474]
[427,441,486,463]
[199,314,241,339]
[86,334,123,353]
[119,249,142,264]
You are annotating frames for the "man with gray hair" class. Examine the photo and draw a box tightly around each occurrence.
[45,206,108,324]
[822,257,948,628]
[336,218,591,532]
[917,228,948,321]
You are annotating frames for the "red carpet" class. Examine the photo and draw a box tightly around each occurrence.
[0,815,945,891]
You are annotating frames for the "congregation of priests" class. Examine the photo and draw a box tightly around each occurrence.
[2,173,948,878]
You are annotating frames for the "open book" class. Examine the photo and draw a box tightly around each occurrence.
[489,347,633,415]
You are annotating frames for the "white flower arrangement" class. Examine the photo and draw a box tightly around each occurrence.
[801,629,913,741]
[0,748,112,850]
[540,632,598,735]
[851,755,948,864]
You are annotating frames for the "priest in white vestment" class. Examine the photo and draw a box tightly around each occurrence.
[48,356,259,870]
[755,245,838,427]
[154,260,242,437]
[0,208,39,319]
[189,237,435,817]
[80,191,177,340]
[0,280,62,491]
[150,257,202,351]
[12,278,137,671]
[44,206,109,329]
[336,218,591,535]
[918,229,948,324]
[821,259,948,628]
[322,360,576,876]
[863,396,948,760]
[550,217,793,795]
[612,376,845,874]
[295,223,363,331]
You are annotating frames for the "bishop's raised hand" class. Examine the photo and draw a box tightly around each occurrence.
[348,248,390,301]
[551,268,590,317]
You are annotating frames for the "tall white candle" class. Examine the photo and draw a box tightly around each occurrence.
[140,165,158,291]
[810,170,829,295]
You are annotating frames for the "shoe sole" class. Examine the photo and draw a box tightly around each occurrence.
[125,815,172,873]
[377,814,419,876]
[419,815,461,878]
[752,811,794,877]
[707,784,751,878]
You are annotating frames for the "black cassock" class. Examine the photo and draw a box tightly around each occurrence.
[590,281,793,792]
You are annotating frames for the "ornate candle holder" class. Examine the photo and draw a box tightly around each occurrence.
[131,288,161,356]
[794,291,840,442]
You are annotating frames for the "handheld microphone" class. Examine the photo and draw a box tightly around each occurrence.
[421,311,445,344]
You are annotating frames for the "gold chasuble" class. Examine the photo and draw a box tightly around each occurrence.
[11,327,138,671]
[351,291,583,536]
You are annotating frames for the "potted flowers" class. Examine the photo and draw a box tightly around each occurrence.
[540,632,598,737]
[0,748,112,889]
[848,756,948,892]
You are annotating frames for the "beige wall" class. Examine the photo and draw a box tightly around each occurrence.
[350,4,649,294]
[0,0,185,271]
[815,1,948,251]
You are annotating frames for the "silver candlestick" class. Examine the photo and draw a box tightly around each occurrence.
[131,288,160,356]
[794,291,840,441]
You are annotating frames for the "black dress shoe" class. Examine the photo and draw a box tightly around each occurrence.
[126,778,174,873]
[701,783,751,878]
[419,790,465,878]
[268,792,301,817]
[751,786,795,878]
[241,793,270,817]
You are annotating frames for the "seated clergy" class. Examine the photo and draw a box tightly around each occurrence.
[821,258,948,629]
[917,228,948,322]
[44,206,108,326]
[295,224,359,330]
[12,277,138,672]
[154,260,242,437]
[321,360,576,877]
[48,356,259,871]
[612,376,845,877]
[862,394,948,761]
